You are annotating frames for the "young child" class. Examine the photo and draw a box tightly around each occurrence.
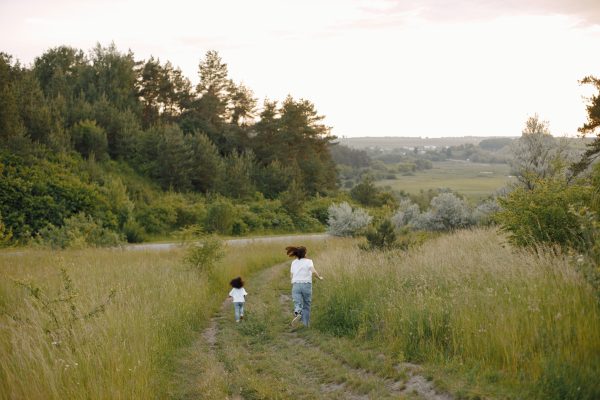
[228,277,247,323]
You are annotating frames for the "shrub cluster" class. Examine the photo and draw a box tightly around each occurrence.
[326,202,372,237]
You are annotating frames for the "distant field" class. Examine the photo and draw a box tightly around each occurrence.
[338,136,516,149]
[376,160,515,202]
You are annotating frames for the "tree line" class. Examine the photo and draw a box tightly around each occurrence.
[0,44,338,244]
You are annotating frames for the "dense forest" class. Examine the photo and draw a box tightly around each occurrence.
[0,44,341,245]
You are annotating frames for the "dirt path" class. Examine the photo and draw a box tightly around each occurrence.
[171,262,452,400]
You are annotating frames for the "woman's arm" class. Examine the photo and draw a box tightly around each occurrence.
[310,266,323,280]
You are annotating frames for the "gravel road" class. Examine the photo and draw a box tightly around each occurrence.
[124,233,330,251]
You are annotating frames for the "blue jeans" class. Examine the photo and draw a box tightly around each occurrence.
[233,302,245,321]
[292,282,312,326]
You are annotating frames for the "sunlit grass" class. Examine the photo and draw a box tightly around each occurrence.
[313,229,600,399]
[377,161,516,203]
[0,241,290,399]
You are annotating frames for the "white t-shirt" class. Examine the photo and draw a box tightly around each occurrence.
[291,258,315,283]
[229,288,247,302]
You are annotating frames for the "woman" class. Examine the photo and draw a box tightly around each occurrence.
[286,245,323,327]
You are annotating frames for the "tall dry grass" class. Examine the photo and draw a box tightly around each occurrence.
[0,241,289,399]
[313,229,600,399]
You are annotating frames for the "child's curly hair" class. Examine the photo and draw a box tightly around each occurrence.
[230,276,244,289]
[286,246,306,259]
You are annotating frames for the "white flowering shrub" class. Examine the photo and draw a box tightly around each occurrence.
[473,198,501,226]
[427,192,474,231]
[407,193,474,231]
[391,199,421,229]
[327,202,372,237]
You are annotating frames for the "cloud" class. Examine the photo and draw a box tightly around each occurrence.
[177,35,250,50]
[346,0,600,27]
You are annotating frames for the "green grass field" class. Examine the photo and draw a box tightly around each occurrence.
[0,241,295,399]
[313,229,600,399]
[2,231,598,399]
[377,160,516,203]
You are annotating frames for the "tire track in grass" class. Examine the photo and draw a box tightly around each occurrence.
[169,302,234,399]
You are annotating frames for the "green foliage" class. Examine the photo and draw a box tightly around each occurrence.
[362,219,397,250]
[37,212,123,249]
[350,175,377,206]
[143,124,193,191]
[134,192,204,235]
[1,45,346,245]
[279,179,306,216]
[350,175,397,208]
[0,151,102,241]
[329,143,370,168]
[205,198,237,235]
[97,175,134,229]
[253,160,292,199]
[183,233,225,272]
[245,200,294,232]
[536,356,600,400]
[0,211,13,247]
[123,218,146,243]
[479,137,513,151]
[0,53,27,142]
[186,132,223,193]
[138,56,192,128]
[70,120,108,160]
[496,178,591,248]
[252,96,338,196]
[219,151,256,199]
[572,76,600,174]
[306,196,337,225]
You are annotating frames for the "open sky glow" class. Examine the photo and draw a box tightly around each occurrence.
[1,0,600,137]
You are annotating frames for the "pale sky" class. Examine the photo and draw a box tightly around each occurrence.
[1,0,600,138]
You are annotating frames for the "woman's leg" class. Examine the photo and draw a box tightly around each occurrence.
[301,284,312,326]
[240,302,245,319]
[291,283,303,315]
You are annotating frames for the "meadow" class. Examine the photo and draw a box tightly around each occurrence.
[312,229,600,399]
[0,241,294,399]
[1,230,598,399]
[376,160,516,203]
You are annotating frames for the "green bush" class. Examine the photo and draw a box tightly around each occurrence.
[37,212,123,249]
[536,357,600,400]
[306,196,336,225]
[0,212,13,247]
[205,198,236,234]
[362,219,397,250]
[496,178,591,248]
[70,120,108,160]
[231,220,248,236]
[123,218,146,243]
[184,234,225,272]
[135,199,178,234]
[0,151,103,241]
